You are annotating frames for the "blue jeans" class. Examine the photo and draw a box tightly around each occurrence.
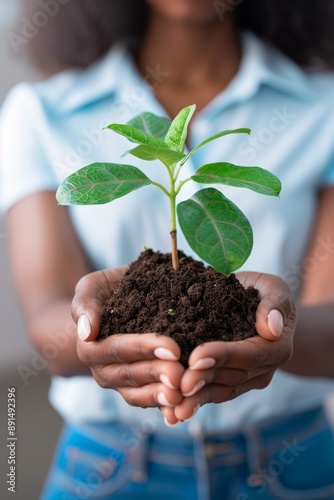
[41,405,334,500]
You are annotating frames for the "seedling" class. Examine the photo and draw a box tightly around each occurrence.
[57,104,281,275]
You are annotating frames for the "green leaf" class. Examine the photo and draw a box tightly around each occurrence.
[192,163,281,196]
[127,112,171,140]
[56,162,151,205]
[127,144,186,167]
[180,128,251,165]
[177,188,253,275]
[106,123,169,150]
[165,104,196,152]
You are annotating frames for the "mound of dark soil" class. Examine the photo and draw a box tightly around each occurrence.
[99,249,259,367]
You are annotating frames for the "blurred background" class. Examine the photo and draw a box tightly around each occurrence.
[0,1,63,498]
[1,2,334,499]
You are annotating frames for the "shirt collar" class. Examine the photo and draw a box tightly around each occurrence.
[197,32,320,119]
[56,43,137,114]
[244,32,320,100]
[56,32,320,116]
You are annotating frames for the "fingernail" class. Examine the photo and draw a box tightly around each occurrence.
[268,310,284,337]
[185,404,201,421]
[157,392,174,407]
[78,314,91,341]
[164,417,180,427]
[183,380,206,397]
[159,374,177,390]
[190,358,216,370]
[154,348,178,361]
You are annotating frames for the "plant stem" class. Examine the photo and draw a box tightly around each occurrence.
[169,190,179,271]
[151,181,170,197]
[170,229,178,271]
[174,163,185,183]
[175,177,191,195]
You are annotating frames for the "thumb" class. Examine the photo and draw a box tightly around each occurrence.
[71,266,128,342]
[254,274,294,341]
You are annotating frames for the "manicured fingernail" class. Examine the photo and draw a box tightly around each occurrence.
[268,310,284,337]
[157,392,174,407]
[164,417,180,427]
[190,358,216,370]
[183,380,206,397]
[159,374,177,390]
[154,348,178,361]
[78,314,91,341]
[185,404,201,421]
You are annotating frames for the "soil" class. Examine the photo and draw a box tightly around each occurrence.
[99,249,260,368]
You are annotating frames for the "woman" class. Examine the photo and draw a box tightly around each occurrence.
[1,0,334,498]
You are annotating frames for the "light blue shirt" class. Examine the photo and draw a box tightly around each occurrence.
[1,33,334,431]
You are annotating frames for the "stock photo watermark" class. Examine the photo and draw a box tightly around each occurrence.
[7,0,71,54]
[16,321,73,385]
[6,387,17,493]
[237,438,307,499]
[238,107,297,162]
[53,65,170,177]
[282,235,334,293]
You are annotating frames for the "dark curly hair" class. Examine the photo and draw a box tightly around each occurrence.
[238,0,334,69]
[18,0,334,71]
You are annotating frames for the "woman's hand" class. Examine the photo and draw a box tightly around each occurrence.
[72,267,185,410]
[72,268,296,424]
[162,272,296,424]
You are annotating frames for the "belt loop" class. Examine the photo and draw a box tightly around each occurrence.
[243,426,262,474]
[128,424,152,484]
[243,426,267,490]
[190,422,210,500]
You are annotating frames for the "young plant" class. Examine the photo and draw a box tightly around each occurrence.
[57,104,281,275]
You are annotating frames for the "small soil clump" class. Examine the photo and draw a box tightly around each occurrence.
[99,249,260,367]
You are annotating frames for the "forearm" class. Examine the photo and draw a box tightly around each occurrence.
[282,303,334,378]
[28,298,91,377]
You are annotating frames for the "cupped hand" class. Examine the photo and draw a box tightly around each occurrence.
[72,268,296,425]
[162,272,297,424]
[72,267,185,410]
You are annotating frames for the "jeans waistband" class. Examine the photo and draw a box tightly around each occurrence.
[62,404,333,500]
[71,404,329,467]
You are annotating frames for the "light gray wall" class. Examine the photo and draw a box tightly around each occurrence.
[0,0,44,372]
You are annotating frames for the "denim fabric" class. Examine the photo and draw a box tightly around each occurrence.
[40,405,334,500]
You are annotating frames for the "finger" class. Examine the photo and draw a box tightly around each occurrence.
[95,359,184,389]
[175,372,275,421]
[236,272,295,341]
[188,336,288,371]
[72,266,128,341]
[118,383,184,409]
[161,407,180,427]
[180,364,271,396]
[77,332,181,365]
